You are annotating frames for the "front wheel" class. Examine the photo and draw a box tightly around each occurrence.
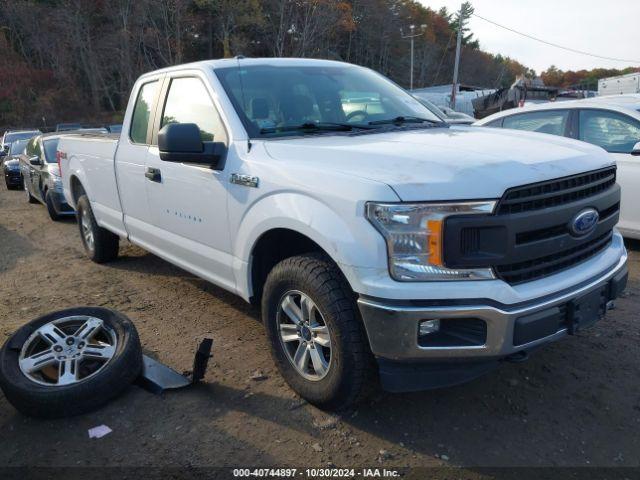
[262,253,376,410]
[76,195,119,263]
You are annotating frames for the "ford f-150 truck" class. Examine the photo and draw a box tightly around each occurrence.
[58,58,628,409]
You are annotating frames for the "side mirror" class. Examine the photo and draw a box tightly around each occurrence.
[158,123,226,168]
[29,156,40,165]
[632,141,640,156]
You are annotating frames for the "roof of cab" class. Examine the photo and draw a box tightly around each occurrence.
[137,57,354,80]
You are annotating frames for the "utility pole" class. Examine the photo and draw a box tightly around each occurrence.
[451,3,465,109]
[401,24,427,91]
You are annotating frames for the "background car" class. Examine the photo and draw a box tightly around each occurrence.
[19,133,75,220]
[1,129,41,156]
[412,94,475,124]
[3,139,30,189]
[474,94,640,239]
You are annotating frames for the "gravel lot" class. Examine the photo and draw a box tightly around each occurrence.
[0,183,639,471]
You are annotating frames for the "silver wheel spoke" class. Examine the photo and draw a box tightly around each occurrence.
[36,323,67,345]
[19,348,57,373]
[309,346,329,376]
[74,317,103,341]
[282,296,303,325]
[311,325,330,347]
[300,296,315,323]
[83,343,116,360]
[293,343,310,372]
[58,358,78,385]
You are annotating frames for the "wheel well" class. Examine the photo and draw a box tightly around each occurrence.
[250,229,325,305]
[69,176,85,205]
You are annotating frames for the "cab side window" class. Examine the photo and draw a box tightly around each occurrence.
[502,110,570,136]
[130,80,159,144]
[161,77,227,144]
[578,109,640,154]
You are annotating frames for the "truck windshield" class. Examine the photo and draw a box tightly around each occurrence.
[215,64,443,138]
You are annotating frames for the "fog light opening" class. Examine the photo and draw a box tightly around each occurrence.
[419,319,441,336]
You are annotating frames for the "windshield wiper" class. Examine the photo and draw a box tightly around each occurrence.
[260,122,374,134]
[368,116,443,126]
[260,122,371,133]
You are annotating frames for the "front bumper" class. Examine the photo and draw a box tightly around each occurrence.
[357,253,628,391]
[48,187,74,215]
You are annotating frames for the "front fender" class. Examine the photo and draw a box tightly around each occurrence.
[233,192,389,300]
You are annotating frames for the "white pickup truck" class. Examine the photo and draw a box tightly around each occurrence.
[59,58,628,409]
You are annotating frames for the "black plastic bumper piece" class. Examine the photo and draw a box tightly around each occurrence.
[513,264,628,345]
[377,358,499,393]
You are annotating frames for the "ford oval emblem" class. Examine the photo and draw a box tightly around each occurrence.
[569,208,599,237]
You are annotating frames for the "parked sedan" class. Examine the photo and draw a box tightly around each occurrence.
[19,133,74,220]
[1,129,41,156]
[3,139,29,189]
[474,94,640,239]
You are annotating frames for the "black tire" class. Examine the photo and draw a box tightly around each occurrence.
[76,194,119,263]
[45,190,61,221]
[0,307,143,418]
[24,181,37,203]
[262,253,376,410]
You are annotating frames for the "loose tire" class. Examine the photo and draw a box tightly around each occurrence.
[76,195,119,263]
[262,253,376,410]
[24,181,37,203]
[0,307,143,418]
[45,191,61,221]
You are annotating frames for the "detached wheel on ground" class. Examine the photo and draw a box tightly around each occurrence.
[76,195,119,263]
[24,181,37,203]
[0,307,143,418]
[262,253,376,410]
[45,191,61,221]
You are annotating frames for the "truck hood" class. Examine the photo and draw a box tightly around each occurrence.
[262,126,614,201]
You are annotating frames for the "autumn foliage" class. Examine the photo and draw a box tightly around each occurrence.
[0,0,534,129]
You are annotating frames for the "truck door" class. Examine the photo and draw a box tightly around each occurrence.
[115,77,163,244]
[143,74,235,291]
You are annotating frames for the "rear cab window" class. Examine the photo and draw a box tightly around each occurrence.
[130,80,159,144]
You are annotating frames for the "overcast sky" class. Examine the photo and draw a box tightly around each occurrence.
[418,0,640,74]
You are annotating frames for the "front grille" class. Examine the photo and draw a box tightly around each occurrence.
[496,167,616,215]
[495,231,613,285]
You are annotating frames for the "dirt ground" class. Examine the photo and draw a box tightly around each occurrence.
[0,183,639,473]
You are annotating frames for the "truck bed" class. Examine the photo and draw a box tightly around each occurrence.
[58,134,125,236]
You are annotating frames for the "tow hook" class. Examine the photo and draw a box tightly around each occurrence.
[503,350,529,363]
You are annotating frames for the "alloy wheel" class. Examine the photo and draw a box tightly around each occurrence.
[277,290,332,381]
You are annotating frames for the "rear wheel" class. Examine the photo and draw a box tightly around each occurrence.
[76,195,119,263]
[262,253,376,410]
[45,191,61,221]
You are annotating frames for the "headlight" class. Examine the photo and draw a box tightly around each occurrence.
[366,201,497,281]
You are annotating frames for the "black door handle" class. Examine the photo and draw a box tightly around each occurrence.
[145,167,161,182]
